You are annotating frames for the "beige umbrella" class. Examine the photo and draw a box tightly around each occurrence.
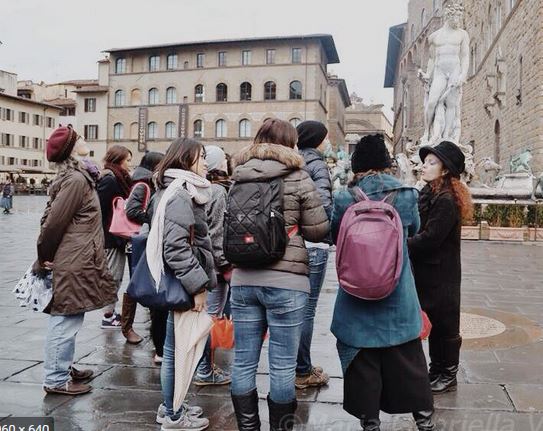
[173,310,213,412]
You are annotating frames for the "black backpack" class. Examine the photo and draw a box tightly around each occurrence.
[223,178,288,267]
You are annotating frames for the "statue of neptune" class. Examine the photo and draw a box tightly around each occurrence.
[418,1,470,146]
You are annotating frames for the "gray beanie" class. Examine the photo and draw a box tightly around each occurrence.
[205,145,226,172]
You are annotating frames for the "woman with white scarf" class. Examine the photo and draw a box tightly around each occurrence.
[147,138,217,431]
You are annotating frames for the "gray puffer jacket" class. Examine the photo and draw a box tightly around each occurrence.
[148,176,217,295]
[232,143,329,276]
[206,183,228,270]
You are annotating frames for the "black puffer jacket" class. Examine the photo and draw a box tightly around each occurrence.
[299,148,332,218]
[126,166,154,225]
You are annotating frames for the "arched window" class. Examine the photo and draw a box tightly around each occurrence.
[496,2,503,30]
[216,83,227,102]
[113,122,123,140]
[215,119,227,138]
[166,87,177,104]
[194,119,203,138]
[264,81,276,100]
[240,82,252,101]
[421,9,427,29]
[114,90,125,106]
[239,119,251,138]
[115,58,126,74]
[130,88,141,105]
[165,121,177,138]
[194,84,204,103]
[411,24,416,43]
[147,121,158,139]
[148,88,159,105]
[289,118,301,127]
[289,81,302,100]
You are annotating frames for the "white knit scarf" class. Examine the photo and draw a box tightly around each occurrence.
[146,168,211,289]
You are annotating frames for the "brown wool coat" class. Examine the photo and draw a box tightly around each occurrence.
[36,163,117,315]
[232,143,329,275]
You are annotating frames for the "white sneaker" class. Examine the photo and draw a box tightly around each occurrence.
[160,414,209,431]
[156,403,204,424]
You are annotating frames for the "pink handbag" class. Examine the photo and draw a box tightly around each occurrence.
[109,182,151,239]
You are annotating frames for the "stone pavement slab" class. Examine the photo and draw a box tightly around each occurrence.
[2,196,543,430]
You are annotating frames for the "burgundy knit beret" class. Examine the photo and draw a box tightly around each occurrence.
[46,127,79,162]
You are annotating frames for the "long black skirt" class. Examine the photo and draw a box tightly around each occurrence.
[343,338,433,420]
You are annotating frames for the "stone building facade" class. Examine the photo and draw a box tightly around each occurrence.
[0,70,61,177]
[385,0,543,174]
[345,94,394,153]
[102,34,344,159]
[326,76,350,150]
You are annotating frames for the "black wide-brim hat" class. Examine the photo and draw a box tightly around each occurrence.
[419,140,465,177]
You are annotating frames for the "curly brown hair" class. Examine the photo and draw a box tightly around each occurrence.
[431,175,474,223]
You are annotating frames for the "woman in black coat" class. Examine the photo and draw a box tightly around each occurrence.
[97,145,133,330]
[408,141,473,395]
[125,151,164,350]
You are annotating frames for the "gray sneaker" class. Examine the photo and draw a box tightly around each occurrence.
[193,366,231,386]
[160,414,209,431]
[156,403,204,424]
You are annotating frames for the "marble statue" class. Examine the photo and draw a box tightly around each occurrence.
[332,159,351,191]
[474,157,502,187]
[395,153,417,185]
[418,1,470,146]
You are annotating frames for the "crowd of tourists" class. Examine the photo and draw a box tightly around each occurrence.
[31,119,472,431]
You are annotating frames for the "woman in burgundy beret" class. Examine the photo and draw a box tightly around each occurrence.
[34,126,117,395]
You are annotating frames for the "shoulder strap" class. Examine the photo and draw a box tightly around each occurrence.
[129,181,152,210]
[348,187,368,202]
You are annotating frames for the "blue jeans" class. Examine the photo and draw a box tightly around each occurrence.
[197,279,230,376]
[43,313,85,387]
[296,247,329,375]
[231,286,308,403]
[161,312,176,417]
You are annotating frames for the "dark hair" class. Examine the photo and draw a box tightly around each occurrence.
[155,138,204,188]
[139,151,164,172]
[103,145,132,166]
[225,153,233,176]
[254,118,298,148]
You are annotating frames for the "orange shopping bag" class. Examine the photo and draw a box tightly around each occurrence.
[419,310,432,340]
[210,317,235,350]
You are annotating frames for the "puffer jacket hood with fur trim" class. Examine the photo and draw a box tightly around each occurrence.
[231,143,329,276]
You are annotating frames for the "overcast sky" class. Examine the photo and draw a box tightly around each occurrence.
[1,0,408,115]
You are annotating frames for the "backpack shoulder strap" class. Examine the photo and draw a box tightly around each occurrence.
[381,185,418,204]
[348,187,368,202]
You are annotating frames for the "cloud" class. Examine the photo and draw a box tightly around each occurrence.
[0,0,407,114]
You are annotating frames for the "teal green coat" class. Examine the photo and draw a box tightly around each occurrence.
[330,174,422,370]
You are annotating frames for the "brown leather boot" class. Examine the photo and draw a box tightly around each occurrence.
[121,293,143,344]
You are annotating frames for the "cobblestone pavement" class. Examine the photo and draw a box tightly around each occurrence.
[1,196,543,430]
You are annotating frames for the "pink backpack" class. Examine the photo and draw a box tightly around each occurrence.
[109,182,151,239]
[335,187,404,300]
